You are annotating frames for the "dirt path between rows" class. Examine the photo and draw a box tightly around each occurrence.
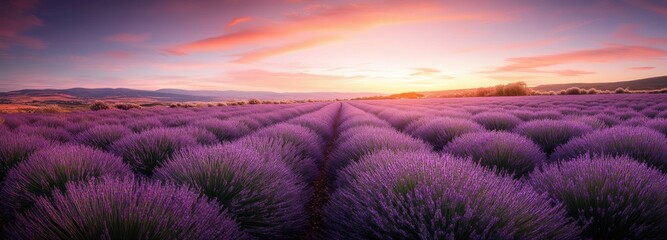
[301,103,342,239]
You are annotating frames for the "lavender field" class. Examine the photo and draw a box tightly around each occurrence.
[1,94,667,239]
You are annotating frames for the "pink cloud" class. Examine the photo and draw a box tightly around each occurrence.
[613,24,667,46]
[164,0,509,56]
[496,45,667,72]
[0,0,46,50]
[165,1,443,55]
[103,51,132,59]
[628,66,655,70]
[550,18,602,34]
[226,16,252,28]
[457,37,562,54]
[625,0,667,16]
[104,33,149,43]
[234,36,339,63]
[551,69,595,76]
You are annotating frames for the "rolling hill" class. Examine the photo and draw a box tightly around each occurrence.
[531,75,667,92]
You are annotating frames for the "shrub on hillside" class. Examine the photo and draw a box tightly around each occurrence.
[89,101,110,111]
[114,103,141,110]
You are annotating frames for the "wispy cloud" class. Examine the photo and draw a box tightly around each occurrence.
[495,45,667,72]
[628,66,655,70]
[0,0,46,50]
[410,68,440,76]
[625,0,667,17]
[234,36,340,63]
[104,33,149,43]
[164,0,445,55]
[226,16,253,28]
[613,24,667,46]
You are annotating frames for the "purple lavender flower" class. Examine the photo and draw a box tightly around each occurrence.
[530,154,667,238]
[110,128,197,175]
[513,119,593,155]
[405,117,485,151]
[0,133,54,180]
[444,131,546,178]
[323,150,579,239]
[1,144,133,217]
[330,126,431,176]
[551,126,667,171]
[5,177,247,240]
[75,124,132,150]
[472,111,522,131]
[154,145,307,239]
[231,136,318,183]
[249,123,325,161]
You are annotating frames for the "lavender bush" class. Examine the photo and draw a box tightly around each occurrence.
[330,126,430,176]
[110,128,197,175]
[513,120,593,155]
[5,177,247,240]
[154,145,306,239]
[75,124,132,150]
[0,133,54,181]
[405,117,485,151]
[444,131,546,178]
[232,136,318,183]
[1,145,133,217]
[530,155,667,238]
[323,150,579,239]
[551,126,667,171]
[472,112,522,131]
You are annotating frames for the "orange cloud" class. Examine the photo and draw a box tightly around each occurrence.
[410,68,440,76]
[226,16,252,28]
[104,33,149,43]
[628,66,655,70]
[164,0,451,55]
[234,36,339,63]
[496,45,667,72]
[0,0,46,50]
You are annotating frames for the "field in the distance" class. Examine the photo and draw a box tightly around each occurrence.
[1,94,667,239]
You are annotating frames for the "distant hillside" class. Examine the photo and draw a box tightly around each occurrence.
[531,75,667,92]
[2,88,213,102]
[156,89,383,100]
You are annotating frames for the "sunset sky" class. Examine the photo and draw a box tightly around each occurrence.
[1,0,666,93]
